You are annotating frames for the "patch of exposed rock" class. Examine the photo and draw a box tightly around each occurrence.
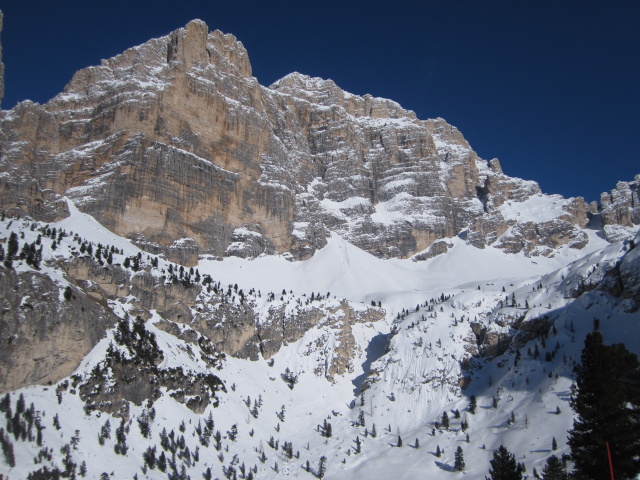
[0,268,117,393]
[600,176,640,241]
[413,240,453,261]
[79,344,225,416]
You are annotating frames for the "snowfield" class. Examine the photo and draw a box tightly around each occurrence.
[0,200,638,480]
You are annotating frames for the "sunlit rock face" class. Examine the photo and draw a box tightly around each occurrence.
[0,19,616,264]
[600,176,640,242]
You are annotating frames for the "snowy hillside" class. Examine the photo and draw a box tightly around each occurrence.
[0,197,639,479]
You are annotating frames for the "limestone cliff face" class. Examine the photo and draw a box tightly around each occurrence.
[0,20,625,264]
[0,20,292,262]
[600,175,640,242]
[0,267,117,393]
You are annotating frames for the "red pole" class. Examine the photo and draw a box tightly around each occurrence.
[606,441,615,480]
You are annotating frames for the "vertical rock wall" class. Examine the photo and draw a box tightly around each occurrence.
[0,19,629,264]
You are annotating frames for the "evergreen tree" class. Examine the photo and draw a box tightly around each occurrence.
[318,455,327,479]
[4,231,18,268]
[0,428,16,467]
[358,410,365,427]
[324,420,332,438]
[397,435,402,447]
[541,455,566,480]
[114,419,128,455]
[7,232,18,260]
[228,424,238,441]
[461,419,469,432]
[454,446,465,471]
[53,414,61,430]
[487,445,522,480]
[435,445,441,457]
[17,393,25,414]
[441,411,450,430]
[157,451,167,472]
[551,437,557,451]
[568,330,640,480]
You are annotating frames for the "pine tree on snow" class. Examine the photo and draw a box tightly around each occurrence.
[354,436,361,454]
[358,410,365,427]
[454,446,465,471]
[441,411,450,430]
[487,445,522,480]
[318,455,327,479]
[469,395,477,414]
[541,455,566,480]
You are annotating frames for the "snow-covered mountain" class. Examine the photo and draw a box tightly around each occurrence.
[1,198,638,479]
[0,19,639,480]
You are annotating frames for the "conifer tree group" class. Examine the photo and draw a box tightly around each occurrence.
[568,329,640,480]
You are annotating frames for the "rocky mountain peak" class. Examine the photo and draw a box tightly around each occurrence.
[0,20,637,265]
[270,71,418,123]
[165,19,252,78]
[166,19,210,66]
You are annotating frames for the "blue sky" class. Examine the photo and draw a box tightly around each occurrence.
[2,1,638,203]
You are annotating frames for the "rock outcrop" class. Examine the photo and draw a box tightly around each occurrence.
[0,20,633,265]
[600,175,640,242]
[0,268,117,393]
[0,215,384,392]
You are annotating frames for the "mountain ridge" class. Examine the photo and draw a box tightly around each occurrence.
[1,19,636,266]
